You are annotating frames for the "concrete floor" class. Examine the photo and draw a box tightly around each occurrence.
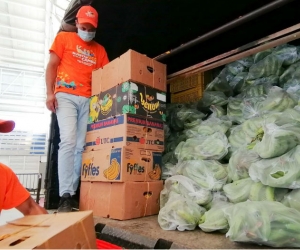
[94,215,268,249]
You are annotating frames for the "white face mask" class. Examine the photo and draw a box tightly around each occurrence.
[78,28,96,42]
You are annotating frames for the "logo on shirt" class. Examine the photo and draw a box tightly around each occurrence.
[72,45,96,66]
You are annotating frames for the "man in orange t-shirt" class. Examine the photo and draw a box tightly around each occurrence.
[45,5,109,212]
[0,120,47,215]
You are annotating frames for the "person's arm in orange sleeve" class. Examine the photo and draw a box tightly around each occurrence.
[1,163,47,215]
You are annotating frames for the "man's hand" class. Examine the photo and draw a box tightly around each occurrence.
[46,93,58,113]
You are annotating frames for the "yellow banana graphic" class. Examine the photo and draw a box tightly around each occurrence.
[148,164,161,180]
[103,158,120,180]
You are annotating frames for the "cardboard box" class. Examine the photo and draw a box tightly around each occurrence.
[85,114,164,152]
[92,49,167,95]
[80,181,163,220]
[168,71,212,93]
[89,81,166,122]
[81,147,162,182]
[171,86,204,103]
[0,211,96,249]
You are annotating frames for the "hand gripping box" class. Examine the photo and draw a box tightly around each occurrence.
[0,211,96,249]
[80,181,163,220]
[85,114,164,152]
[92,49,167,95]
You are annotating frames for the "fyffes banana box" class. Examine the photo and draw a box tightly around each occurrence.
[85,114,164,152]
[81,146,162,182]
[88,81,166,123]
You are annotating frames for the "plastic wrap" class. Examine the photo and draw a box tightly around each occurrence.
[273,44,300,66]
[198,199,233,233]
[181,160,228,191]
[224,201,300,248]
[158,195,206,231]
[160,175,212,208]
[226,97,244,124]
[282,189,300,211]
[175,132,229,161]
[249,145,300,189]
[227,149,260,181]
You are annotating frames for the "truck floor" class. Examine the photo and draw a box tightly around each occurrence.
[94,215,268,249]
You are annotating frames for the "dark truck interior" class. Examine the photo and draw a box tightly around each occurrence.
[44,0,300,209]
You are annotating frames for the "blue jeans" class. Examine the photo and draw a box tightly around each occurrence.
[55,92,89,197]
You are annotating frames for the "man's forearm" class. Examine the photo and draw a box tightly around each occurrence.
[45,64,57,95]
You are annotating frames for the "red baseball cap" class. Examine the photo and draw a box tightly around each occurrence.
[0,119,15,133]
[76,5,98,28]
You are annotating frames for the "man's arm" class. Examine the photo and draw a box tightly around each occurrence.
[45,52,61,113]
[16,196,47,216]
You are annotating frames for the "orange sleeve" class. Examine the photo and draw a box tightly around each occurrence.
[0,163,30,210]
[49,32,66,59]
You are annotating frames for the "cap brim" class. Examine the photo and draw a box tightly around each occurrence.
[77,17,97,28]
[0,120,15,133]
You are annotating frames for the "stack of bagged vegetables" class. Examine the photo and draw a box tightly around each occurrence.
[159,43,300,248]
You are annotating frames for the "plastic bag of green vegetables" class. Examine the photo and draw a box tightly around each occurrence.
[160,175,212,208]
[227,149,260,181]
[249,145,300,188]
[198,91,228,109]
[279,61,300,86]
[206,77,232,97]
[284,80,300,103]
[252,123,300,159]
[165,132,187,153]
[229,72,247,94]
[175,132,229,161]
[242,84,270,98]
[181,160,228,191]
[237,56,254,68]
[185,117,232,137]
[274,107,300,126]
[273,44,300,66]
[224,200,300,248]
[224,178,276,203]
[281,189,300,211]
[259,86,296,114]
[242,96,266,120]
[245,75,278,87]
[169,106,205,131]
[226,61,246,76]
[158,194,206,231]
[247,54,282,80]
[199,199,233,233]
[226,97,244,124]
[209,105,226,118]
[228,125,252,150]
[253,48,273,63]
[161,162,175,180]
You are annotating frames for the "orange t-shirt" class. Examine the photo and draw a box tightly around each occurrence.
[0,163,30,211]
[50,32,109,97]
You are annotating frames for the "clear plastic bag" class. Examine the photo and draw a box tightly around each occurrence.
[273,44,300,66]
[237,56,254,68]
[279,61,300,86]
[253,49,273,63]
[242,96,266,120]
[226,97,244,124]
[209,105,227,118]
[245,75,278,87]
[247,54,282,80]
[199,91,228,108]
[228,125,252,150]
[259,86,296,114]
[175,132,229,161]
[224,200,300,248]
[226,61,246,75]
[198,199,233,233]
[229,72,247,94]
[253,123,300,158]
[227,149,260,181]
[158,194,206,231]
[184,117,232,137]
[249,145,300,188]
[160,175,212,208]
[281,189,300,211]
[181,159,228,191]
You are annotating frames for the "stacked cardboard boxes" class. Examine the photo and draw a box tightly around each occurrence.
[80,50,167,220]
